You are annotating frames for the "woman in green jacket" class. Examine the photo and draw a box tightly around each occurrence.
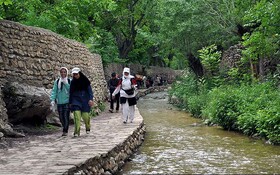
[50,67,71,136]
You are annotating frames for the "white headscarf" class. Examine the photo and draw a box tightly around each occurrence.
[122,67,134,79]
[58,67,69,89]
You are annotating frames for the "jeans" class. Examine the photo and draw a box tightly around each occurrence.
[57,104,70,133]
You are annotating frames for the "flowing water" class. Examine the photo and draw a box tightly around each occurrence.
[120,92,280,174]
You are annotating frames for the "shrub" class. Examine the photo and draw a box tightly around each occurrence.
[256,106,280,144]
[202,87,240,130]
[237,113,258,136]
[187,93,208,118]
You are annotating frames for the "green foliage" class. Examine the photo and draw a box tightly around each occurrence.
[256,106,280,144]
[89,101,106,118]
[2,0,280,143]
[242,0,280,62]
[169,72,199,98]
[187,93,208,118]
[202,87,240,130]
[171,71,280,144]
[198,44,222,74]
[202,82,280,143]
[85,29,120,67]
[266,64,280,87]
[0,0,12,5]
[169,71,208,117]
[237,113,258,136]
[166,52,188,70]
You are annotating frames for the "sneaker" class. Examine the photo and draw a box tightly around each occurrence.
[86,131,90,134]
[73,133,79,137]
[109,109,113,113]
[130,120,133,123]
[62,132,67,136]
[123,121,127,124]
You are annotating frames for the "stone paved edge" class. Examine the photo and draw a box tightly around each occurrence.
[64,121,146,174]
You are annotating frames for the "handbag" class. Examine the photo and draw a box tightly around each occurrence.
[123,88,134,95]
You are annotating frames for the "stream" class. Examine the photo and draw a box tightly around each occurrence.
[120,91,280,174]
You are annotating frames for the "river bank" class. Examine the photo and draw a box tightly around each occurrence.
[121,91,280,174]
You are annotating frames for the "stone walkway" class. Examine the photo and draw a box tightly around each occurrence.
[0,106,143,175]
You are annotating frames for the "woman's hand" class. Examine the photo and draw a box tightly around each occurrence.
[88,100,94,107]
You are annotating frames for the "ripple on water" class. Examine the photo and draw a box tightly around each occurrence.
[121,92,280,175]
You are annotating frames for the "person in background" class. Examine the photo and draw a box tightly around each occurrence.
[69,67,94,137]
[112,67,137,123]
[143,76,147,88]
[50,67,71,136]
[108,72,120,113]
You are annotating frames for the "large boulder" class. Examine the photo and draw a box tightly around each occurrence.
[0,88,24,138]
[2,82,51,125]
[0,122,25,138]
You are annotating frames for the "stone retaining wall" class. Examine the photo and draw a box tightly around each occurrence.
[104,63,179,83]
[0,20,107,101]
[0,20,108,132]
[65,123,146,175]
[136,86,169,99]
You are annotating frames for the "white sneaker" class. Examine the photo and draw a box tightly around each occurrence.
[86,131,90,134]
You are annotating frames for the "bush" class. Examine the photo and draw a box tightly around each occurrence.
[202,87,240,130]
[89,101,106,117]
[236,83,277,137]
[256,105,280,144]
[168,72,200,109]
[169,73,280,144]
[187,93,208,117]
[237,113,258,136]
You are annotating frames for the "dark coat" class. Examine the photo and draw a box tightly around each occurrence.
[69,72,94,112]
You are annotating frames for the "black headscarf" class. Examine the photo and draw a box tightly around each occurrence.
[70,72,91,93]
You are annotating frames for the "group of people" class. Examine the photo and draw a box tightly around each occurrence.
[50,66,137,137]
[50,67,94,137]
[108,67,137,123]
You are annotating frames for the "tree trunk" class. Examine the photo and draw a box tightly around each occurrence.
[258,57,265,81]
[250,58,259,80]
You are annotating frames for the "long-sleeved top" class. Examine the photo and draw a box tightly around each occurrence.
[69,85,94,112]
[108,78,119,93]
[112,76,137,98]
[50,79,71,104]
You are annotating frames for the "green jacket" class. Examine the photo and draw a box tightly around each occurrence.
[50,79,71,104]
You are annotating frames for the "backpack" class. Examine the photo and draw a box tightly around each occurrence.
[56,78,71,90]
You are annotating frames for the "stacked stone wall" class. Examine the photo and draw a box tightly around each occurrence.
[220,44,245,71]
[66,123,146,174]
[0,20,107,101]
[0,20,107,132]
[104,63,179,83]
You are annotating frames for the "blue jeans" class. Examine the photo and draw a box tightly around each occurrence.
[57,104,70,133]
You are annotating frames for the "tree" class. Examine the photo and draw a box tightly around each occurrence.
[242,0,280,80]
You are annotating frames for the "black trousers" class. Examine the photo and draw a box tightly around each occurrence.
[110,93,120,110]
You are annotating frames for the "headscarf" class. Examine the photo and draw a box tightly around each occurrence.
[58,67,69,90]
[122,67,134,79]
[70,71,91,93]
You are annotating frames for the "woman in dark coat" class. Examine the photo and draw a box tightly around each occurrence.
[69,67,94,137]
